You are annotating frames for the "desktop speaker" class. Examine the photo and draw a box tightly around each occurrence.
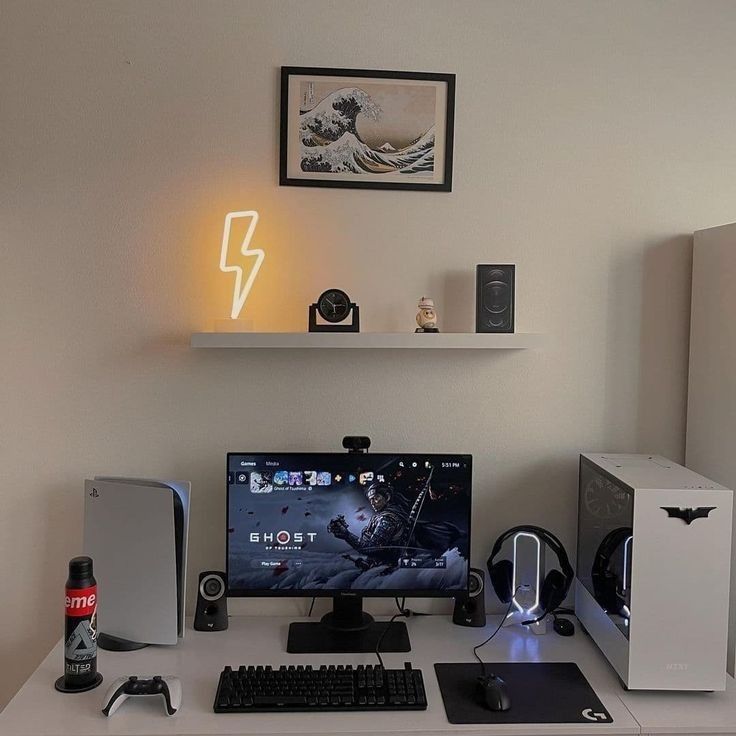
[452,567,486,627]
[194,571,228,632]
[476,264,515,333]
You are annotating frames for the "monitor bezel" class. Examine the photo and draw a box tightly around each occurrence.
[226,451,472,599]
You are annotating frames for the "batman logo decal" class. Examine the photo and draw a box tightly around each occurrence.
[660,506,716,524]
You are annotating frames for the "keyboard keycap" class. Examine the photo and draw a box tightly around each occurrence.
[254,695,307,706]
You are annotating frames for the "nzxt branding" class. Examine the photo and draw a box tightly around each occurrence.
[65,586,97,617]
[249,531,317,545]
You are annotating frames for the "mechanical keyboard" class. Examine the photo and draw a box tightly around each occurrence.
[213,662,427,712]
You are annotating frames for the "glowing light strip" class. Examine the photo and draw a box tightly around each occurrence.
[219,210,265,319]
[511,531,542,615]
[622,535,633,591]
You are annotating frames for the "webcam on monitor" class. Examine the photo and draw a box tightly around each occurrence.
[342,435,371,453]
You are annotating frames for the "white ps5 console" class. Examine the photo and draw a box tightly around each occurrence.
[84,477,190,649]
[576,454,732,691]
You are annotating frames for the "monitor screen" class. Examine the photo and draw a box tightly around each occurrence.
[227,452,472,596]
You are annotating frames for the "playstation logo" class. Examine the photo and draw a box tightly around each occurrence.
[89,488,99,499]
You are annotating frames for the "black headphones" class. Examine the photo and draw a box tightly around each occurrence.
[486,525,574,623]
[591,526,632,615]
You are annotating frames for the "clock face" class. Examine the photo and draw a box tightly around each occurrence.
[317,289,351,323]
[584,476,631,519]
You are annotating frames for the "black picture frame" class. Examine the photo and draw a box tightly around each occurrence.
[280,66,455,192]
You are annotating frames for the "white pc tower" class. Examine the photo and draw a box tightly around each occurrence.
[84,477,190,649]
[576,454,732,691]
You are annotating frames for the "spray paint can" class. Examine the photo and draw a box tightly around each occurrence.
[54,556,103,692]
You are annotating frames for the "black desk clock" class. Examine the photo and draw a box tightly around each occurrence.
[309,289,360,332]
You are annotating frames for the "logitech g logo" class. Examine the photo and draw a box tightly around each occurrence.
[582,708,608,721]
[660,506,715,525]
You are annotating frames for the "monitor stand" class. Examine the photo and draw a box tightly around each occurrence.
[287,596,410,654]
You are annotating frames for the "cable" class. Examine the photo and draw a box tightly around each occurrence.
[473,588,521,676]
[394,597,430,617]
[374,612,405,669]
[307,598,315,617]
[521,612,547,626]
[552,608,575,622]
[521,604,574,626]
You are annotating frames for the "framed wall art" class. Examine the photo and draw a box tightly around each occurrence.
[280,66,455,192]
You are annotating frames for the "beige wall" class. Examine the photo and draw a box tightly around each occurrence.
[2,0,736,708]
[687,223,736,674]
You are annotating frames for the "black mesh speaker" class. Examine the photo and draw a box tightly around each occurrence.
[476,265,515,333]
[193,571,228,631]
[452,568,486,627]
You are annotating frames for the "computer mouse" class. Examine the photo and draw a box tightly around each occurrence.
[475,674,511,712]
[553,617,575,637]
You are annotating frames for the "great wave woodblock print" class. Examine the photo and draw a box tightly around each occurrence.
[280,67,455,191]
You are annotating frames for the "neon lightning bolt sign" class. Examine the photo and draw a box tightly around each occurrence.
[219,210,265,319]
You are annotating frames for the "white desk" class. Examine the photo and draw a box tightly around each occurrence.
[0,615,733,736]
[620,684,736,736]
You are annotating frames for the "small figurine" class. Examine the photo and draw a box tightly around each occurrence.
[415,296,439,333]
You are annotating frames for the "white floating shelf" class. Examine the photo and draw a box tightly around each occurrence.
[190,332,544,350]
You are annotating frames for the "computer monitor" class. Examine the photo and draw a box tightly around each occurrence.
[227,452,472,653]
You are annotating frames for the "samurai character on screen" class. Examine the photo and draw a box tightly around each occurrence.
[327,474,467,571]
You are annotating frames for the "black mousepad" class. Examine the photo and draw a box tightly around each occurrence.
[434,662,613,724]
